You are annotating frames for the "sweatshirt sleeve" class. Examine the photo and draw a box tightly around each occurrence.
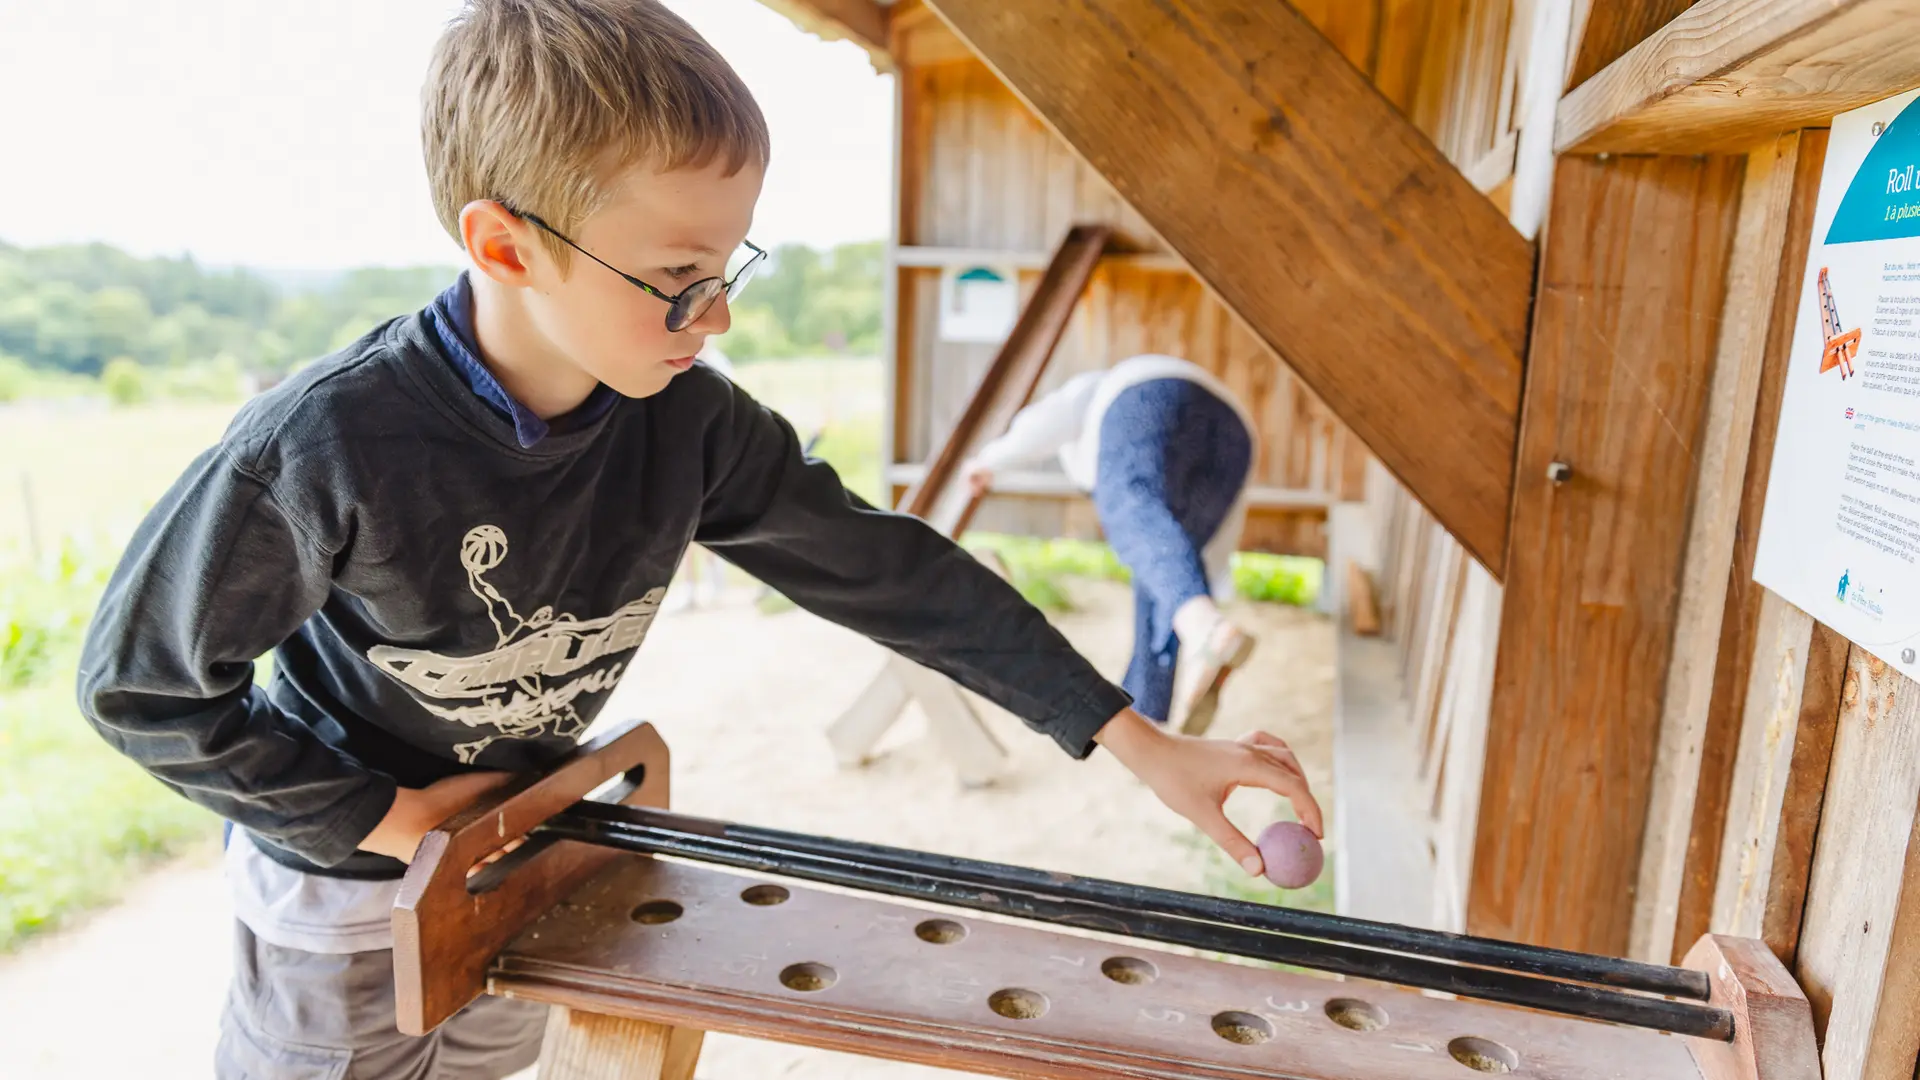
[969,371,1102,472]
[691,378,1133,758]
[75,447,397,867]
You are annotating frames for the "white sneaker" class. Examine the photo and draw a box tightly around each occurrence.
[1173,616,1256,736]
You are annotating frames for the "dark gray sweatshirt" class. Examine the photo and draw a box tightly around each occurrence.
[75,310,1131,880]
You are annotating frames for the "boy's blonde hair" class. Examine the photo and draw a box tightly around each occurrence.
[423,0,770,264]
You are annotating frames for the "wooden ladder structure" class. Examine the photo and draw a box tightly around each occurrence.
[824,223,1111,785]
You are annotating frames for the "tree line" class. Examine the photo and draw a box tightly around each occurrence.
[0,236,883,400]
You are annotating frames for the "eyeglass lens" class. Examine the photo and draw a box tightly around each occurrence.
[665,250,763,333]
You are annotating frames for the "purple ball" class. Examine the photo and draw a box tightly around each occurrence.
[1256,821,1324,889]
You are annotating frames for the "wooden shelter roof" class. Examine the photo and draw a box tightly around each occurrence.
[753,0,894,69]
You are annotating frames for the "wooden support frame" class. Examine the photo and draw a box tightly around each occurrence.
[1557,0,1920,154]
[825,224,1110,786]
[1469,153,1747,955]
[921,0,1537,576]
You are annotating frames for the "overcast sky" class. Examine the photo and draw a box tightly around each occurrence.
[0,0,895,270]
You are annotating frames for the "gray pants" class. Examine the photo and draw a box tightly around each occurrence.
[216,920,548,1079]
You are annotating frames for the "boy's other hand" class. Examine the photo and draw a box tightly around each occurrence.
[1093,708,1323,879]
[360,770,516,864]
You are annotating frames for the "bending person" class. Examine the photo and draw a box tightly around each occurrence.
[963,353,1257,733]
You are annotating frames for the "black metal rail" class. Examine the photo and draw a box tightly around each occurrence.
[531,802,1733,1041]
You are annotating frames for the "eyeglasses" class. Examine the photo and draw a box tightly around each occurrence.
[514,210,767,334]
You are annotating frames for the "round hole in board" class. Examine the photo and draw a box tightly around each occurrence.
[988,988,1049,1020]
[916,919,967,944]
[630,900,683,925]
[778,962,837,992]
[740,884,789,906]
[1325,997,1389,1031]
[1448,1036,1520,1073]
[1100,956,1158,986]
[1212,1011,1276,1045]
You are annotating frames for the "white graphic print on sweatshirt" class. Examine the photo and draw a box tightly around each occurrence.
[368,525,662,762]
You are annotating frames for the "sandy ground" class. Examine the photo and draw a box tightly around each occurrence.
[0,578,1333,1079]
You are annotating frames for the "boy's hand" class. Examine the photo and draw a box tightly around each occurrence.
[1094,708,1323,878]
[360,770,516,864]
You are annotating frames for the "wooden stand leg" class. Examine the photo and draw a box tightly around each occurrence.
[893,659,1008,788]
[826,657,1009,787]
[537,1007,704,1080]
[824,662,911,767]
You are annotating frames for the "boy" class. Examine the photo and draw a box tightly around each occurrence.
[75,2,1320,1076]
[963,354,1259,733]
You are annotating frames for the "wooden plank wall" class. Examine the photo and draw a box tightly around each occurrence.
[1357,8,1920,1071]
[886,3,1371,555]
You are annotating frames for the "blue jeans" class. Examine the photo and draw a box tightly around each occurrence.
[1092,378,1252,723]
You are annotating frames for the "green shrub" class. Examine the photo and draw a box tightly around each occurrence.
[1232,552,1323,607]
[0,540,108,688]
[100,356,148,406]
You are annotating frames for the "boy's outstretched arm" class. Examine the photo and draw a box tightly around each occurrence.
[690,375,1322,876]
[75,448,400,868]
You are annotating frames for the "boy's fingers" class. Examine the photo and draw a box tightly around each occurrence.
[1188,802,1264,878]
[1240,730,1293,752]
[1241,752,1326,838]
[1250,742,1305,780]
[1240,731,1306,778]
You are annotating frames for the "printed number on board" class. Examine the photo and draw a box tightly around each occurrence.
[936,976,982,1006]
[722,952,768,977]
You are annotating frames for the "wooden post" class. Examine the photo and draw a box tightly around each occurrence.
[537,1009,704,1080]
[1658,129,1833,963]
[1468,153,1746,953]
[1711,598,1848,964]
[1792,650,1920,1080]
[1631,129,1829,964]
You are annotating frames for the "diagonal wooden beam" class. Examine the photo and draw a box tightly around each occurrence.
[920,0,1535,576]
[1558,0,1920,154]
[755,0,893,68]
